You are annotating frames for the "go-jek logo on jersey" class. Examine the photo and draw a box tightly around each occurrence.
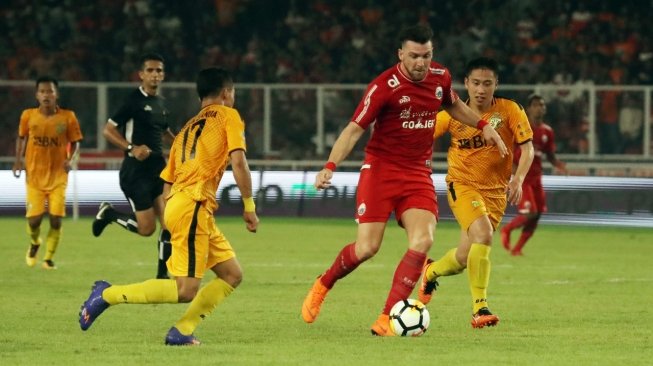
[399,95,410,104]
[402,118,435,129]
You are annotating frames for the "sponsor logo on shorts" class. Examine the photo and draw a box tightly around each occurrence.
[471,200,481,208]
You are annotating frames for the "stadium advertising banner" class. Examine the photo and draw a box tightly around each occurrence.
[1,170,652,227]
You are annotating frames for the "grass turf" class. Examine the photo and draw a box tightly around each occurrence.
[0,216,651,365]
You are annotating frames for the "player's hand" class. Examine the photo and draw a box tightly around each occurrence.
[506,177,523,206]
[554,161,568,175]
[133,145,153,161]
[314,168,334,190]
[63,159,73,173]
[481,125,508,158]
[12,161,22,178]
[243,211,259,233]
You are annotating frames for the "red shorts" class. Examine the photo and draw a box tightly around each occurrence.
[355,158,438,225]
[519,180,547,215]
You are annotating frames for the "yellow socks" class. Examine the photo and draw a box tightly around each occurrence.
[102,279,178,305]
[175,278,234,335]
[425,248,465,281]
[467,243,491,313]
[27,224,41,245]
[43,227,61,261]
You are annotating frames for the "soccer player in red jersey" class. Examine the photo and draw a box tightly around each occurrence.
[301,25,507,336]
[501,94,567,256]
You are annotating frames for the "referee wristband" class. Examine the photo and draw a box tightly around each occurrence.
[476,119,489,130]
[242,197,256,213]
[324,161,336,171]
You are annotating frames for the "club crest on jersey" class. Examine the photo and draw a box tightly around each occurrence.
[435,86,443,100]
[399,96,411,104]
[56,122,66,134]
[357,203,367,216]
[541,135,549,143]
[488,113,503,129]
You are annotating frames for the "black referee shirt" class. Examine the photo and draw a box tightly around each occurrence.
[109,86,169,156]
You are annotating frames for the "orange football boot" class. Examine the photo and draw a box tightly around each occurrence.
[370,314,395,336]
[417,259,438,305]
[471,307,500,328]
[301,276,329,323]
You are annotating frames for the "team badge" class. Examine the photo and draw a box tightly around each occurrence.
[471,200,481,208]
[56,122,66,135]
[435,86,443,100]
[488,113,502,129]
[357,203,367,216]
[399,96,411,104]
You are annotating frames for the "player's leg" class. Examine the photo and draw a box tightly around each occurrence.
[465,215,499,328]
[511,182,546,255]
[371,208,435,336]
[302,222,385,324]
[24,185,45,267]
[42,184,67,269]
[420,182,480,304]
[153,193,171,279]
[501,184,535,250]
[168,211,237,345]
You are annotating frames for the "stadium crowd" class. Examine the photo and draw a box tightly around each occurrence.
[1,0,651,157]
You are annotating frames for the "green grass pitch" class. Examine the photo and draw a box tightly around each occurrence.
[1,216,652,365]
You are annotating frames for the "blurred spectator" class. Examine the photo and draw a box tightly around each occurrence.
[618,92,644,154]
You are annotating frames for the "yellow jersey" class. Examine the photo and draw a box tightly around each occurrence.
[18,107,83,190]
[160,104,247,213]
[435,97,533,192]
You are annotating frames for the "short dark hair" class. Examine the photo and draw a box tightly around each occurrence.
[140,53,165,69]
[35,76,58,89]
[196,67,234,100]
[527,94,544,106]
[464,57,499,78]
[398,25,433,46]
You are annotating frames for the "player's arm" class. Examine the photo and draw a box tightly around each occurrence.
[507,141,534,205]
[443,99,507,157]
[546,151,567,175]
[230,149,259,233]
[64,141,81,173]
[162,128,175,146]
[12,135,26,178]
[315,122,366,190]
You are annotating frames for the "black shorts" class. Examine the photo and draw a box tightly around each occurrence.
[119,155,166,211]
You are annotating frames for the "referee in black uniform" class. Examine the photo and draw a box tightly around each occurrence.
[93,53,176,279]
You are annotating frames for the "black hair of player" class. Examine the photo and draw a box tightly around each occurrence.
[464,57,499,78]
[196,67,234,100]
[35,76,58,89]
[398,24,433,47]
[140,53,165,69]
[527,93,544,107]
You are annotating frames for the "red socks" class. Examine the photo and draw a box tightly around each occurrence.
[504,214,529,231]
[382,249,426,315]
[320,243,361,289]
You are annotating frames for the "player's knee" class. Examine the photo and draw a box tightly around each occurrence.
[177,287,199,303]
[356,242,381,260]
[137,224,156,237]
[409,236,433,253]
[222,270,243,289]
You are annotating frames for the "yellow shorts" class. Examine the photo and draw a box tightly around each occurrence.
[164,192,235,279]
[446,182,506,231]
[25,183,67,218]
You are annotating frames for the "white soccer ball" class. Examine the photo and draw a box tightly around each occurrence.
[389,298,430,337]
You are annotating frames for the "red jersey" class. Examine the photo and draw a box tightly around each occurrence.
[516,122,555,184]
[351,61,458,170]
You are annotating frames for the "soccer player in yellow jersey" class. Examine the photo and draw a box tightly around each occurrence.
[12,76,83,270]
[418,57,534,328]
[79,67,259,345]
